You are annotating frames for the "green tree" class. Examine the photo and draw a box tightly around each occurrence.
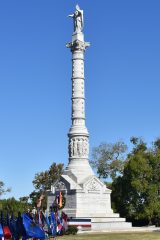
[90,141,127,180]
[19,196,29,204]
[0,197,31,215]
[112,138,160,226]
[0,180,11,197]
[30,162,64,208]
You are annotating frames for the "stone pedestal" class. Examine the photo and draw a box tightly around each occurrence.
[48,170,132,230]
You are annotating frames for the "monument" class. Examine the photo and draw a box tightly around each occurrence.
[48,5,132,230]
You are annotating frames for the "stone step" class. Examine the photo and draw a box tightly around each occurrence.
[92,221,132,230]
[92,217,127,223]
[75,212,120,218]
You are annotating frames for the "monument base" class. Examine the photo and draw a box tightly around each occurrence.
[48,170,132,230]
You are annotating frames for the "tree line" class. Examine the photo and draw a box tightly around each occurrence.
[0,163,63,214]
[1,137,160,226]
[91,137,160,226]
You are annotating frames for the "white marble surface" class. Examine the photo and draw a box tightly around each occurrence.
[48,6,132,230]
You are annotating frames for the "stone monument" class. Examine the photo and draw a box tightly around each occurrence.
[48,5,131,230]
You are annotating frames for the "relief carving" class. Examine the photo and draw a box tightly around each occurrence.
[86,179,100,191]
[69,137,89,158]
[77,138,83,156]
[55,181,67,191]
[73,138,77,156]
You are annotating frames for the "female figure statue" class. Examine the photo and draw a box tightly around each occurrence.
[69,5,83,33]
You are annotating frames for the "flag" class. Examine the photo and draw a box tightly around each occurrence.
[22,213,45,239]
[56,210,63,235]
[2,212,12,239]
[61,212,68,231]
[44,211,52,235]
[0,211,4,226]
[56,210,61,223]
[38,212,43,229]
[57,223,63,233]
[3,226,12,239]
[6,212,10,227]
[0,223,3,238]
[45,211,50,227]
[9,213,17,238]
[50,212,57,236]
[16,212,26,238]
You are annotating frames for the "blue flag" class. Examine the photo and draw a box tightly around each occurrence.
[50,212,57,236]
[22,214,45,239]
[45,211,52,235]
[0,223,3,238]
[9,214,17,238]
[45,211,50,226]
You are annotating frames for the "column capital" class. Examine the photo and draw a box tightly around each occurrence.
[66,40,90,52]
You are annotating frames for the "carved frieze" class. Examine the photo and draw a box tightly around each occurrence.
[69,137,89,158]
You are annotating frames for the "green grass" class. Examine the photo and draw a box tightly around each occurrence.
[57,232,160,240]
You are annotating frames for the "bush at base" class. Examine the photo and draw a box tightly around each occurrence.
[65,225,78,235]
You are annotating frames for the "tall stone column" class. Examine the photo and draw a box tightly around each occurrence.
[48,6,132,229]
[66,6,93,183]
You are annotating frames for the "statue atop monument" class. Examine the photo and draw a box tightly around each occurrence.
[68,4,83,33]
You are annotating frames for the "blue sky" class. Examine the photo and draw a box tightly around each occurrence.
[0,0,160,199]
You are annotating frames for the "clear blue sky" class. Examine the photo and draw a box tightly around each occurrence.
[0,0,160,199]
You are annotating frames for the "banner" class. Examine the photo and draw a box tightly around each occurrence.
[22,214,45,239]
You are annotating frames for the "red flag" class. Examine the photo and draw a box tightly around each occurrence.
[3,226,12,239]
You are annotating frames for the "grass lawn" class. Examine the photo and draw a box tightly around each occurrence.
[58,232,160,240]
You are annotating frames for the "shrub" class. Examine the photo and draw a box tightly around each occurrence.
[65,225,78,235]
